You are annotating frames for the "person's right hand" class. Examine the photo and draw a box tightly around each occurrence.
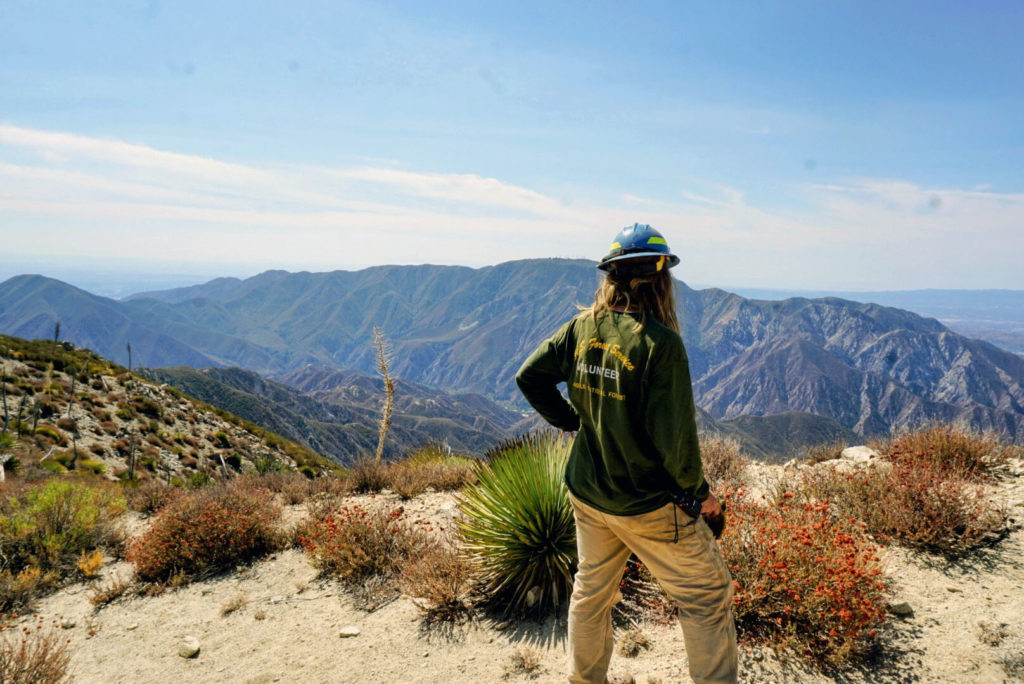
[701,491,722,517]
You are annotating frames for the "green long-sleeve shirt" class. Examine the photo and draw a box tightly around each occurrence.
[515,310,707,516]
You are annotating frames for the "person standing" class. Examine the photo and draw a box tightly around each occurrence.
[515,223,737,684]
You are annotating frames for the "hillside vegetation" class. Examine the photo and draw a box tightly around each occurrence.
[0,334,331,483]
[2,420,1021,682]
[3,262,1023,442]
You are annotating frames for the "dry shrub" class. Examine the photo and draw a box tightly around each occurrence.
[399,541,474,623]
[89,576,132,607]
[0,616,71,684]
[877,424,1017,479]
[798,451,1008,558]
[220,593,248,616]
[299,503,425,586]
[803,439,848,465]
[240,472,313,505]
[505,647,543,676]
[700,436,748,487]
[0,568,56,614]
[388,465,429,500]
[719,487,889,666]
[308,475,347,500]
[344,457,390,494]
[617,628,652,657]
[124,480,181,516]
[399,445,477,491]
[126,481,281,583]
[76,550,103,579]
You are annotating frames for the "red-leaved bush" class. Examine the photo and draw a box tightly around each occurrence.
[299,503,424,585]
[126,482,281,583]
[719,488,889,666]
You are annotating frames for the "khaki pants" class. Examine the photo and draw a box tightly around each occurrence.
[567,493,737,684]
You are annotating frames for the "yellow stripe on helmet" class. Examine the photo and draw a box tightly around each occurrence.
[609,241,621,250]
[647,236,668,246]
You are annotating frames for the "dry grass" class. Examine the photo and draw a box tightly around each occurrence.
[123,480,181,516]
[89,576,132,607]
[795,449,1009,558]
[504,646,543,677]
[399,540,474,624]
[76,550,104,579]
[874,423,1018,478]
[803,439,848,464]
[0,616,72,684]
[617,628,652,657]
[344,457,390,494]
[699,436,748,487]
[220,593,248,616]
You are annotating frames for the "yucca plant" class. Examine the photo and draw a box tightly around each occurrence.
[456,432,576,616]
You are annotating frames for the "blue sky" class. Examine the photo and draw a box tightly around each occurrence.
[2,0,1023,291]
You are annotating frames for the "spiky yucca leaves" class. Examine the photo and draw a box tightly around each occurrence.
[456,432,576,616]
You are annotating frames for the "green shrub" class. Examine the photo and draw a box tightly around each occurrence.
[298,464,315,479]
[225,454,243,469]
[39,461,67,474]
[126,482,281,583]
[456,433,576,616]
[78,459,106,475]
[33,426,62,443]
[0,479,124,610]
[253,455,288,475]
[213,431,231,449]
[186,471,212,490]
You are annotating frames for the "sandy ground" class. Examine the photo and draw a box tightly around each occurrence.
[19,481,1024,684]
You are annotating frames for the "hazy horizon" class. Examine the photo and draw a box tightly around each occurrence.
[4,2,1024,291]
[5,255,1024,302]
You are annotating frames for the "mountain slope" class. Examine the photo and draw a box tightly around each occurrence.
[141,366,523,464]
[4,261,1024,441]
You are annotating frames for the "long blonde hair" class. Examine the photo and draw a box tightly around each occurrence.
[582,265,680,334]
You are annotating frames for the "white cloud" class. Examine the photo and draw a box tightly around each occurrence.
[2,124,1023,289]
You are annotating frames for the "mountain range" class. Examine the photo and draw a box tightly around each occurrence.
[3,259,1023,448]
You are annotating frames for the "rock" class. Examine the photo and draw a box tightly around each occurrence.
[339,626,361,638]
[178,636,201,659]
[494,620,510,631]
[269,595,285,604]
[888,601,914,617]
[947,586,961,593]
[60,618,76,629]
[831,446,892,475]
[841,446,879,463]
[126,623,139,630]
[525,586,540,607]
[607,675,636,684]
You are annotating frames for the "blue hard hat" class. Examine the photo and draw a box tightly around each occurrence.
[597,223,680,272]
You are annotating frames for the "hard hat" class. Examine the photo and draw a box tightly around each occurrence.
[597,223,680,272]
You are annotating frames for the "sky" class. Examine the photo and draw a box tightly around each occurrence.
[2,0,1024,293]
